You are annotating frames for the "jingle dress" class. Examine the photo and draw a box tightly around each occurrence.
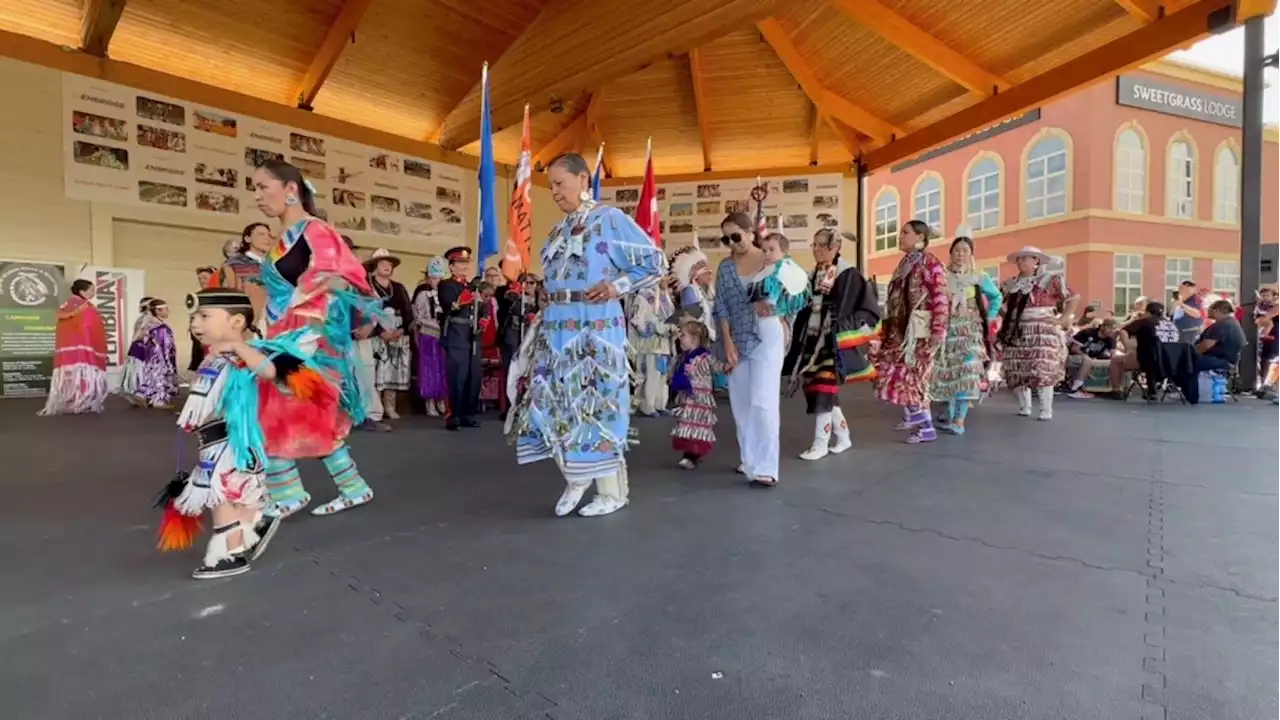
[999,273,1076,389]
[670,348,720,458]
[39,294,109,415]
[929,267,1002,403]
[257,217,379,514]
[874,251,950,408]
[785,257,880,413]
[411,281,447,402]
[128,315,178,407]
[507,201,666,484]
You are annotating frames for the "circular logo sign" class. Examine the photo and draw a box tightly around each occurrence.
[0,265,61,307]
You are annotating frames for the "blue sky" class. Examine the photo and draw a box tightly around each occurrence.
[1170,14,1278,123]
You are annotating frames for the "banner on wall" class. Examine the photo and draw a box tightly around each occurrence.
[603,173,844,250]
[0,261,68,399]
[60,73,473,246]
[78,266,146,390]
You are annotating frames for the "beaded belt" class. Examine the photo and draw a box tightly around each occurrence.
[548,290,587,304]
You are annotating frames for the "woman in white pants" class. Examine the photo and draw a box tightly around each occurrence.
[713,212,782,486]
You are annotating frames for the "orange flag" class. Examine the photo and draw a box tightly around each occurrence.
[504,104,533,282]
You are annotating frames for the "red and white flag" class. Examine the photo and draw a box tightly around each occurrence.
[634,137,662,249]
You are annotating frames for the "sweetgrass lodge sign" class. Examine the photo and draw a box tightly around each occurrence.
[1116,75,1242,128]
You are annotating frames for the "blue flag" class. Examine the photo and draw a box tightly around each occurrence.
[591,143,604,201]
[476,66,500,273]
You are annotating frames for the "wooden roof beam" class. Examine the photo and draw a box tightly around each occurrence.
[80,0,127,58]
[294,0,373,110]
[808,100,822,165]
[534,113,588,168]
[864,0,1235,171]
[757,18,904,143]
[825,0,1010,97]
[1115,0,1166,21]
[689,48,713,172]
[436,0,776,149]
[826,118,862,161]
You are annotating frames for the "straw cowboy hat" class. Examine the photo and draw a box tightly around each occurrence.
[1006,245,1052,265]
[363,247,401,269]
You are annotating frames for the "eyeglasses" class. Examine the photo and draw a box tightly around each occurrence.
[720,232,744,245]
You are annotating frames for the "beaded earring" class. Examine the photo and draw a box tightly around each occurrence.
[285,194,299,206]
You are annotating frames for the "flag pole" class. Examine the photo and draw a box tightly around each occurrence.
[471,61,487,355]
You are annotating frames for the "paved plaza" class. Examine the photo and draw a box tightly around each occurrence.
[1,389,1275,720]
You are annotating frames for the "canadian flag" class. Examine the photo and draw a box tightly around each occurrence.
[634,137,662,249]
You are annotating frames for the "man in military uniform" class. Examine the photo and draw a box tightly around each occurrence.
[437,246,482,430]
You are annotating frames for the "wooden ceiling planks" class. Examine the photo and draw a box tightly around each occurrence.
[0,0,83,47]
[435,0,776,149]
[294,0,374,109]
[696,29,815,171]
[311,0,543,140]
[0,0,1246,181]
[109,0,340,104]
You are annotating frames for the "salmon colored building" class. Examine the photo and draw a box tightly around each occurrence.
[862,59,1279,314]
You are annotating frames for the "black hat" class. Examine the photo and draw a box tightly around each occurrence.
[186,289,253,315]
[444,246,471,263]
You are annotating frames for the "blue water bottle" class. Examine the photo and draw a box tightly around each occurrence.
[1211,373,1227,404]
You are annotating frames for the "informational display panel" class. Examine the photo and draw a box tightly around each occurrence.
[62,73,472,245]
[603,173,845,249]
[0,261,67,398]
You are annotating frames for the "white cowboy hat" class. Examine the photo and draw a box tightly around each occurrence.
[1006,245,1051,265]
[954,224,974,240]
[363,247,401,269]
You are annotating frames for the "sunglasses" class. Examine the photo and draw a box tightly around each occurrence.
[720,232,744,245]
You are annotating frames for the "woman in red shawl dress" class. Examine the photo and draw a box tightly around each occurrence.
[39,278,109,415]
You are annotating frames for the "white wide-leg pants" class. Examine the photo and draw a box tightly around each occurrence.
[728,317,784,480]
[354,339,384,422]
[636,354,670,415]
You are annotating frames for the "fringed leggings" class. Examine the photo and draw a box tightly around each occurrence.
[264,445,370,507]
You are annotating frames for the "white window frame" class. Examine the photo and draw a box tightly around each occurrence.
[1165,256,1193,293]
[1114,129,1146,214]
[966,157,1000,231]
[1212,147,1240,224]
[873,191,899,253]
[1166,141,1195,219]
[1212,259,1239,298]
[1025,136,1068,221]
[1113,253,1143,314]
[913,176,943,233]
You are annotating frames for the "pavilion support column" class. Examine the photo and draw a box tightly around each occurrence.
[1237,15,1265,389]
[854,161,867,270]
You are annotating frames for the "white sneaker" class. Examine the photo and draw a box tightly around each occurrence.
[799,445,829,461]
[829,435,852,454]
[1038,408,1053,421]
[677,457,695,470]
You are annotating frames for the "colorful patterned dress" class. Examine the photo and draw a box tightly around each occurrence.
[929,267,1002,403]
[508,201,666,483]
[670,348,719,458]
[39,294,109,415]
[256,216,380,517]
[132,318,178,407]
[873,251,949,408]
[999,273,1076,389]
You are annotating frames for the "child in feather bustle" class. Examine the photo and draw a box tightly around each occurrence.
[670,320,723,469]
[154,289,332,580]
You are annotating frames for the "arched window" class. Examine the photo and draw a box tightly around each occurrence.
[1213,145,1240,224]
[872,189,899,253]
[1114,128,1146,213]
[1025,135,1068,220]
[966,156,1000,231]
[913,174,943,233]
[1166,139,1196,219]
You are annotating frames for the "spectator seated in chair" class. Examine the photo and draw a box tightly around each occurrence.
[1107,302,1179,397]
[1065,317,1118,398]
[1194,299,1245,374]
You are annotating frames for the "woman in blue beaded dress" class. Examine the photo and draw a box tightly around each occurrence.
[505,153,667,518]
